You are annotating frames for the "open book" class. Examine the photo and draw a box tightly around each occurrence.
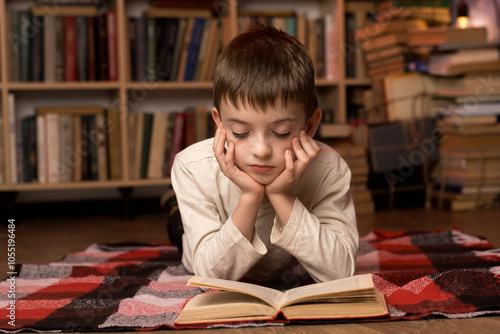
[175,273,388,325]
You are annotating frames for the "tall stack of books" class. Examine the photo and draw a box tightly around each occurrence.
[431,101,500,211]
[317,122,374,216]
[357,18,428,79]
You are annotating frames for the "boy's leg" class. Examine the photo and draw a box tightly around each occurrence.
[161,189,184,254]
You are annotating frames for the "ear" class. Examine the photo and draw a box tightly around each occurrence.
[212,107,222,128]
[305,108,322,137]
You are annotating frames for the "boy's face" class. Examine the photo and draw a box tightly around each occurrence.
[213,99,319,185]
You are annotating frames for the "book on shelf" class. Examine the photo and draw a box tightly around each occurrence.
[433,73,500,97]
[174,274,388,325]
[355,18,427,42]
[440,132,500,150]
[438,100,500,117]
[428,46,500,74]
[361,33,407,53]
[408,26,487,47]
[105,108,122,180]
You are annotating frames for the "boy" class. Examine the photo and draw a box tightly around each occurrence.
[170,26,358,284]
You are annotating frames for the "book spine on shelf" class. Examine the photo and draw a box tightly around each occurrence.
[183,17,205,81]
[31,15,45,82]
[106,10,118,81]
[64,16,78,81]
[76,16,88,81]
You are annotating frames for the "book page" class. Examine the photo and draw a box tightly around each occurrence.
[187,276,284,310]
[281,274,374,308]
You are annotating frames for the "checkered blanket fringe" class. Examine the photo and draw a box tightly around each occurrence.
[1,229,500,332]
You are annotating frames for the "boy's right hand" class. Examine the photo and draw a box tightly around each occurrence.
[213,126,265,199]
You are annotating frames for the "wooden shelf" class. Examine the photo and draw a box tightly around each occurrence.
[0,178,172,192]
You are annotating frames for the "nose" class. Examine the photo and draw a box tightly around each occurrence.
[250,136,272,158]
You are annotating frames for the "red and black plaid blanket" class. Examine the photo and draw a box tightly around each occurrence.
[1,229,500,331]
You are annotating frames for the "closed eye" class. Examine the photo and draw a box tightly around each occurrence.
[273,132,291,138]
[232,131,249,138]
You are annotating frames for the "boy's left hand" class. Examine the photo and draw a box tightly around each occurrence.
[265,131,320,196]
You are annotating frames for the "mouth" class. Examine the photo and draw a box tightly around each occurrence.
[250,165,275,173]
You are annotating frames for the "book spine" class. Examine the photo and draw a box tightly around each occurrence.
[44,15,56,82]
[140,113,154,179]
[59,114,73,182]
[106,10,118,81]
[105,108,122,180]
[64,16,78,81]
[168,112,186,173]
[7,93,17,184]
[87,16,96,81]
[183,17,205,81]
[76,16,88,81]
[128,18,137,81]
[8,11,20,82]
[36,115,46,184]
[135,17,147,82]
[46,114,61,183]
[31,16,44,82]
[19,10,32,81]
[96,113,108,181]
[21,116,35,183]
[97,14,108,80]
[72,115,83,182]
[146,17,157,82]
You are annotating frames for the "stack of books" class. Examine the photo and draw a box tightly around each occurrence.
[431,103,500,211]
[406,27,499,77]
[357,18,428,79]
[318,122,374,216]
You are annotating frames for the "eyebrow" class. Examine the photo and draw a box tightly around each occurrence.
[226,115,297,125]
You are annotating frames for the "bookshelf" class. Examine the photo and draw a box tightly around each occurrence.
[0,0,373,207]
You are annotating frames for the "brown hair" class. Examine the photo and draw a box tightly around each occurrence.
[213,25,319,119]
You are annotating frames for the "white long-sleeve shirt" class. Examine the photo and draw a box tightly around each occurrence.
[171,138,358,283]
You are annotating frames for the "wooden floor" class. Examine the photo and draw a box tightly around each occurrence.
[2,207,500,333]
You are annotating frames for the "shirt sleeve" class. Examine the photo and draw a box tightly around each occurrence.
[270,165,358,283]
[171,154,267,281]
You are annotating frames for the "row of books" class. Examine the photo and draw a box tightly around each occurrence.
[237,10,337,80]
[8,6,117,82]
[127,106,213,180]
[129,8,221,82]
[15,106,122,184]
[9,103,214,185]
